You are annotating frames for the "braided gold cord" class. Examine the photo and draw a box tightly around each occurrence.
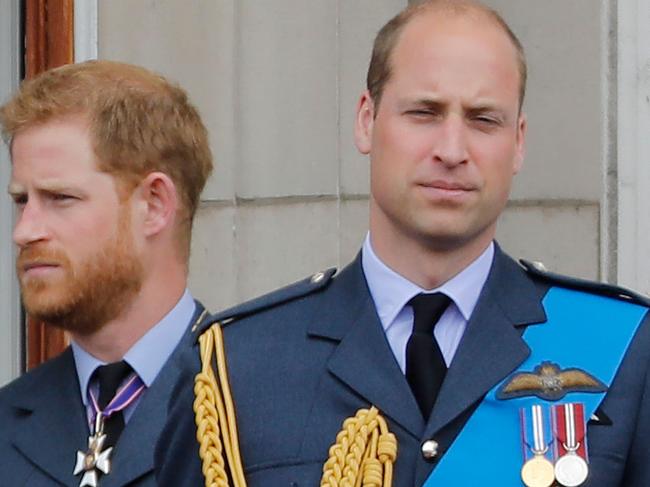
[193,322,397,487]
[320,407,397,487]
[212,324,247,485]
[194,325,248,487]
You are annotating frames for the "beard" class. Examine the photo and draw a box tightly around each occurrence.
[16,207,144,335]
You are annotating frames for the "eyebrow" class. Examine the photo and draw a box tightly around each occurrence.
[404,97,510,118]
[465,101,509,114]
[7,181,80,197]
[406,97,446,109]
[7,182,24,197]
[405,96,501,109]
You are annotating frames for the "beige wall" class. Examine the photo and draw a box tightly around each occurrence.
[98,1,403,311]
[98,1,607,312]
[486,0,604,280]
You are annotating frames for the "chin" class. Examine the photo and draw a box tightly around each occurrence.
[22,288,68,315]
[22,285,103,335]
[413,225,490,253]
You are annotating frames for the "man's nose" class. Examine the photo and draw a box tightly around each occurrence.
[432,116,469,167]
[13,201,49,247]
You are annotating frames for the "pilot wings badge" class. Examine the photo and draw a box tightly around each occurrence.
[497,361,607,401]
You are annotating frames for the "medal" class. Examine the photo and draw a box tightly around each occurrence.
[553,403,589,486]
[555,454,589,486]
[521,405,555,487]
[73,370,146,486]
[521,456,555,487]
[73,415,113,487]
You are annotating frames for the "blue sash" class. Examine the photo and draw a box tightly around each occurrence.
[423,286,647,486]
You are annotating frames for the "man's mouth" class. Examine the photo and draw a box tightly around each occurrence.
[421,179,476,191]
[20,261,61,277]
[416,179,477,198]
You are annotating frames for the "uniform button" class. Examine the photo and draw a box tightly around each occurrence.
[532,260,547,271]
[421,439,439,460]
[310,271,325,284]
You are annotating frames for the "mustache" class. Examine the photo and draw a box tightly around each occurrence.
[17,245,70,271]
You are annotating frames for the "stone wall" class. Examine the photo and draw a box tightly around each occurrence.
[98,0,606,312]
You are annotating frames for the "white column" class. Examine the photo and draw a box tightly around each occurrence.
[75,0,98,62]
[617,0,650,293]
[0,0,22,385]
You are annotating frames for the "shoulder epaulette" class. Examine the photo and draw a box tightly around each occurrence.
[194,268,337,339]
[520,259,650,307]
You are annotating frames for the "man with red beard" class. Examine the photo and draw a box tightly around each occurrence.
[0,60,213,487]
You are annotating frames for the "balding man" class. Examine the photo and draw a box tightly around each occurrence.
[156,2,650,486]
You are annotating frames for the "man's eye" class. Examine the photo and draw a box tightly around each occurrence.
[12,196,27,206]
[471,116,503,130]
[50,193,77,203]
[475,116,497,124]
[406,110,438,118]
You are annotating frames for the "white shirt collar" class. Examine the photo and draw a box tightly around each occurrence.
[361,234,494,332]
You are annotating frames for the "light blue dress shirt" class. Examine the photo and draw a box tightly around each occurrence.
[362,234,494,372]
[71,288,196,425]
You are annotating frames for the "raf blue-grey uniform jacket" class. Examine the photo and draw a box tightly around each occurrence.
[0,303,207,487]
[155,247,650,486]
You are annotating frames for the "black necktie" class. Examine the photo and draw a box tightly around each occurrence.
[406,292,451,421]
[93,360,133,449]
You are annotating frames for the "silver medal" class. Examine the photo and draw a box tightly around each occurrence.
[555,403,589,486]
[73,415,113,487]
[555,452,589,487]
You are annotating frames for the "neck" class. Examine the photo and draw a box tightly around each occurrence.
[71,268,187,362]
[369,223,494,290]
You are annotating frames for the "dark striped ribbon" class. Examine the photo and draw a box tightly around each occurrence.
[87,373,146,428]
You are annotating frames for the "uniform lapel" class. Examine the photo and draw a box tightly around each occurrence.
[426,247,547,438]
[9,349,89,486]
[103,358,178,487]
[104,305,202,487]
[308,256,425,438]
[413,250,549,485]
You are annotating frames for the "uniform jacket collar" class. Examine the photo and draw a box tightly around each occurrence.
[307,245,547,440]
[6,301,204,486]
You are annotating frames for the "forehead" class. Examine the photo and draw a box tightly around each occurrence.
[10,117,100,184]
[388,11,520,104]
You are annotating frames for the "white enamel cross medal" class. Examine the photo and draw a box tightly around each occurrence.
[73,414,113,487]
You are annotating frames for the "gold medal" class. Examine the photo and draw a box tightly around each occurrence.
[521,455,555,487]
[521,405,556,487]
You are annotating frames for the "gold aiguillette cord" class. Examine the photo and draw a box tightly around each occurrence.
[194,322,247,487]
[193,318,398,487]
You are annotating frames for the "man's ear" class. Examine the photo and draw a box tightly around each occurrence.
[513,113,527,174]
[135,172,179,238]
[354,90,375,155]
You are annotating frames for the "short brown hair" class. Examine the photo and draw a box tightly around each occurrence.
[367,0,527,111]
[0,60,213,260]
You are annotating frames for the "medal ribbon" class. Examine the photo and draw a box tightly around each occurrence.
[521,405,553,461]
[88,372,146,428]
[422,286,647,487]
[553,403,587,460]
